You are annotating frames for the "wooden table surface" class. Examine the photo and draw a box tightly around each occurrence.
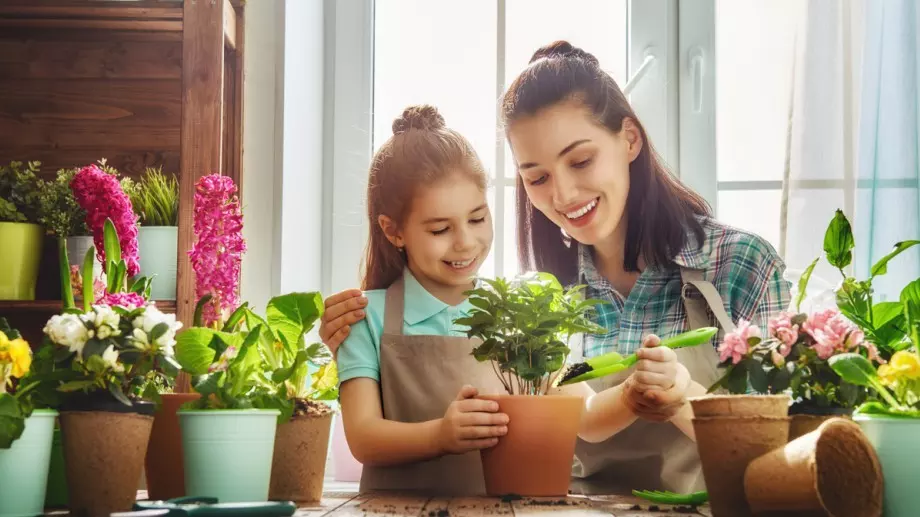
[45,489,712,516]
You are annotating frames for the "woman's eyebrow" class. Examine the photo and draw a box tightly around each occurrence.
[518,139,592,170]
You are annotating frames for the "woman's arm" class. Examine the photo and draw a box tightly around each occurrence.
[552,381,638,443]
[340,380,509,467]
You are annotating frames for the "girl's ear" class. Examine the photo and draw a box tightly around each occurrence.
[378,215,404,249]
[622,117,643,163]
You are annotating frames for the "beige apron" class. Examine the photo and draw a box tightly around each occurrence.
[359,277,508,495]
[569,267,736,495]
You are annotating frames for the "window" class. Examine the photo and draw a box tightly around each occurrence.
[327,0,801,291]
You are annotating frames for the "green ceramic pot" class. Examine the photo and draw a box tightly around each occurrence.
[137,226,177,300]
[0,409,58,517]
[0,222,43,300]
[855,414,920,516]
[178,409,280,502]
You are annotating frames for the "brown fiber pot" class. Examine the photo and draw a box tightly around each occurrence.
[690,393,791,418]
[479,395,582,497]
[145,392,201,500]
[60,410,154,516]
[692,415,790,517]
[744,417,883,517]
[269,411,334,503]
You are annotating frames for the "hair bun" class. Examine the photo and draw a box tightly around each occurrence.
[529,40,599,67]
[392,104,446,135]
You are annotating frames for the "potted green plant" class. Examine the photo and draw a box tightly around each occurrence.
[246,292,339,503]
[0,160,44,300]
[129,167,179,301]
[455,272,604,497]
[0,318,58,517]
[37,166,95,294]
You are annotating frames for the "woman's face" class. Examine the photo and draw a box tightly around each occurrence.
[507,100,641,249]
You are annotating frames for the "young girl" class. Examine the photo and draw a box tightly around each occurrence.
[336,104,691,496]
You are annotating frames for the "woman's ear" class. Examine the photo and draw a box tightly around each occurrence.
[378,215,404,249]
[622,118,644,163]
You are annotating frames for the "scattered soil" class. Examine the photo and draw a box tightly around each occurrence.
[292,398,334,418]
[427,510,450,517]
[522,499,575,507]
[500,494,522,503]
[559,362,593,384]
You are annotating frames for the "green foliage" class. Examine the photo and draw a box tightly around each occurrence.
[455,272,607,396]
[0,161,42,224]
[128,167,179,226]
[37,167,89,237]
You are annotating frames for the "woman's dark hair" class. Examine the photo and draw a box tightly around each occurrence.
[502,40,711,286]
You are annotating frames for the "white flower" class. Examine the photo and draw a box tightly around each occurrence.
[101,345,124,372]
[131,306,182,356]
[79,306,122,340]
[43,314,90,358]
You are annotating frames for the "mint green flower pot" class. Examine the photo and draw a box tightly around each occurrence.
[855,414,919,517]
[137,226,177,300]
[0,410,57,517]
[178,409,280,502]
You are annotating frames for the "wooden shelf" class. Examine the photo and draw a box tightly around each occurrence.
[0,1,184,32]
[0,299,177,314]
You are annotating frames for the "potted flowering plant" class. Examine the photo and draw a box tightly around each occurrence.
[455,272,604,497]
[0,318,58,517]
[129,167,179,301]
[250,292,340,503]
[0,160,44,300]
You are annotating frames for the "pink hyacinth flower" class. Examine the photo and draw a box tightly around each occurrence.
[96,291,146,310]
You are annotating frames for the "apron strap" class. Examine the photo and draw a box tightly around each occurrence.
[383,276,406,336]
[679,267,736,332]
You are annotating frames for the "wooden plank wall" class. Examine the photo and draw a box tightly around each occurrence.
[0,29,183,177]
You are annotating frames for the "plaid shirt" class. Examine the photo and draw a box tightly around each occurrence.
[577,217,792,359]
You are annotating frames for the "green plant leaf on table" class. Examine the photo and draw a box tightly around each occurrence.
[871,240,920,279]
[824,209,855,270]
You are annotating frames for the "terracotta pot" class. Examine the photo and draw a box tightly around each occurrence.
[479,395,582,497]
[744,417,883,517]
[145,392,201,500]
[693,415,790,517]
[787,405,853,442]
[60,407,154,516]
[690,393,790,418]
[269,411,334,503]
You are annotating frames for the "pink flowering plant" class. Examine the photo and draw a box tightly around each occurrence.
[710,210,914,410]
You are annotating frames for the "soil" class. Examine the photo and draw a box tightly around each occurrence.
[558,362,593,384]
[292,398,334,418]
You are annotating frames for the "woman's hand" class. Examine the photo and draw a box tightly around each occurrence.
[623,334,691,422]
[438,385,509,455]
[319,289,368,357]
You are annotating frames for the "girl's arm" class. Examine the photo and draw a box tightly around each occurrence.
[339,378,443,466]
[340,379,508,467]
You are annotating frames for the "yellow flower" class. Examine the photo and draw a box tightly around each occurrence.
[8,338,31,378]
[878,351,920,385]
[0,331,9,363]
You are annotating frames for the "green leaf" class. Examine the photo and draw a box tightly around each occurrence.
[823,209,855,270]
[871,240,920,278]
[747,358,769,393]
[175,328,218,375]
[103,218,121,270]
[81,246,95,312]
[836,278,872,329]
[795,257,820,312]
[266,292,324,350]
[149,322,169,343]
[193,294,213,328]
[222,303,249,332]
[58,380,95,392]
[81,338,107,359]
[58,237,75,310]
[873,302,905,330]
[828,353,877,387]
[900,279,920,350]
[193,372,223,399]
[271,350,308,383]
[0,394,25,449]
[108,383,132,406]
[727,361,750,394]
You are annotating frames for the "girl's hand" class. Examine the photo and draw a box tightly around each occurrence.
[319,289,368,357]
[439,385,509,455]
[623,334,691,422]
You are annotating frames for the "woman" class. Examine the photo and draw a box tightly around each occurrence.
[320,41,791,494]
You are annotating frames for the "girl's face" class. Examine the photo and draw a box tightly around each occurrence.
[507,100,641,249]
[380,171,493,296]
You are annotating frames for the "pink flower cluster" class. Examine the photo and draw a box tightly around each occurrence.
[96,291,147,310]
[768,311,799,356]
[718,319,761,365]
[802,308,879,361]
[188,174,246,327]
[70,164,140,277]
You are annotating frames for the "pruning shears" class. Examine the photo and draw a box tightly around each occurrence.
[110,496,297,517]
[558,327,719,386]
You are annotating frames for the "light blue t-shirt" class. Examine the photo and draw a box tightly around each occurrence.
[336,269,475,385]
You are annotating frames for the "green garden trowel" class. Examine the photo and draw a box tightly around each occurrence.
[632,489,709,506]
[557,327,719,386]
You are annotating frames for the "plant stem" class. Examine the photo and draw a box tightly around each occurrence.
[58,237,75,310]
[869,378,902,410]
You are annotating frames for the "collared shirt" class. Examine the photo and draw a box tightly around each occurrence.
[577,217,792,359]
[336,269,474,384]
